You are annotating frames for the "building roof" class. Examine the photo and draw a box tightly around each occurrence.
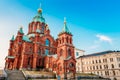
[59,18,72,35]
[47,54,58,58]
[11,35,15,41]
[6,56,15,59]
[32,8,45,23]
[19,27,24,34]
[22,35,31,42]
[77,50,120,59]
[65,56,72,60]
[28,33,35,38]
[75,48,85,52]
[36,28,41,33]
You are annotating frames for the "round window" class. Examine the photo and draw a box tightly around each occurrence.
[69,63,74,67]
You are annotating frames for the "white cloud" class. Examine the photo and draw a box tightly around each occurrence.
[87,34,112,51]
[96,34,112,44]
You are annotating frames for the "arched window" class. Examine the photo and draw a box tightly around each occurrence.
[62,37,64,43]
[32,24,36,32]
[42,26,44,33]
[113,77,117,80]
[66,37,68,43]
[38,49,40,55]
[37,23,40,29]
[45,39,50,46]
[60,66,62,71]
[60,49,63,56]
[28,57,30,65]
[111,64,114,68]
[76,52,79,56]
[59,39,61,44]
[113,71,116,75]
[38,58,41,65]
[68,49,71,57]
[29,47,32,53]
[70,38,72,44]
[32,26,34,32]
[45,49,49,55]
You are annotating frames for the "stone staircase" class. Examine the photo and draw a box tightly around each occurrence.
[5,70,26,80]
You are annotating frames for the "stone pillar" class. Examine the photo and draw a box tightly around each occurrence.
[19,54,24,70]
[5,62,8,70]
[32,54,37,70]
[10,62,12,70]
[64,62,67,79]
[13,57,18,70]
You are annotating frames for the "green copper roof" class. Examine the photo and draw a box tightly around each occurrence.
[47,54,57,58]
[36,28,41,33]
[60,18,71,34]
[19,27,24,34]
[62,22,70,33]
[11,35,15,41]
[65,56,72,60]
[32,8,45,23]
[28,33,35,38]
[22,35,31,42]
[6,56,15,59]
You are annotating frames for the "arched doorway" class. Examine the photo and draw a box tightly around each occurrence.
[67,62,75,79]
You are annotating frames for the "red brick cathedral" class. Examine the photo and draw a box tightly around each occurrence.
[5,8,76,78]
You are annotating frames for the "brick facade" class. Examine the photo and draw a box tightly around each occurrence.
[5,8,76,78]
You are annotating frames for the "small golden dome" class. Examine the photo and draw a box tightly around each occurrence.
[38,8,42,13]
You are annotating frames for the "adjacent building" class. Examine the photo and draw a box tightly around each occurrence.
[76,50,120,80]
[75,48,85,58]
[5,7,76,79]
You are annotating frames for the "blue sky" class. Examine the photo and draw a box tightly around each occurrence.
[0,0,120,68]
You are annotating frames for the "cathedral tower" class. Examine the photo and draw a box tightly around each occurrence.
[57,18,76,78]
[28,8,49,35]
[57,18,75,59]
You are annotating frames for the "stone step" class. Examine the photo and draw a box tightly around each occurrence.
[5,70,26,80]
